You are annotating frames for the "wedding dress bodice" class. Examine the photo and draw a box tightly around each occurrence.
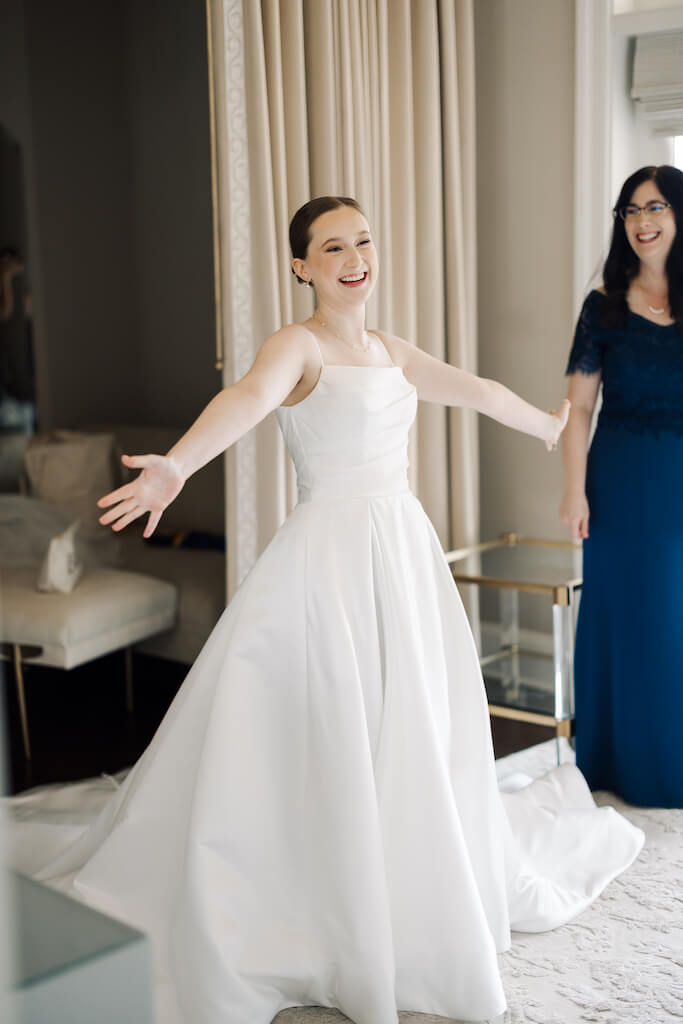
[276,366,417,503]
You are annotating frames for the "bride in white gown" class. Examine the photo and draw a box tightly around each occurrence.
[8,197,643,1024]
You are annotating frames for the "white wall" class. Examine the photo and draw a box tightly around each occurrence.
[475,0,575,547]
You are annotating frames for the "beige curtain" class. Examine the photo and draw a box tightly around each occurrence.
[207,0,478,599]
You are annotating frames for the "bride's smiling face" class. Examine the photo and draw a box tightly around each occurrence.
[294,206,378,305]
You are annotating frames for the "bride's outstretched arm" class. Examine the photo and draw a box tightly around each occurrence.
[378,331,569,450]
[98,326,313,535]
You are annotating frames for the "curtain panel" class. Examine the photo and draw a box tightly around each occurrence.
[207,0,477,599]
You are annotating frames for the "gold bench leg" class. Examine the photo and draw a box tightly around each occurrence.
[13,644,31,760]
[125,647,134,713]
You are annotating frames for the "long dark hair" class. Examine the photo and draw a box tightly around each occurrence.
[289,196,366,283]
[602,164,683,327]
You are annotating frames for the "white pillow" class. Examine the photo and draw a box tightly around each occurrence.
[23,431,116,525]
[37,520,83,593]
[0,495,119,571]
[22,431,121,563]
[0,496,71,566]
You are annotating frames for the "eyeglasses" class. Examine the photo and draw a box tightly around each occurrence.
[616,200,671,221]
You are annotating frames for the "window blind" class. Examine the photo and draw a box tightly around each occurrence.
[631,30,683,135]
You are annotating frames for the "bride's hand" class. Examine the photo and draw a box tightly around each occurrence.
[545,398,571,452]
[97,453,185,537]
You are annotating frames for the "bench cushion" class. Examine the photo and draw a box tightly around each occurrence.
[0,567,177,670]
[118,539,225,664]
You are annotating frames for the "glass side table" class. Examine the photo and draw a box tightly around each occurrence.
[446,534,582,756]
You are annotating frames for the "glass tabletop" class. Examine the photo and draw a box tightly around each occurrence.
[481,650,565,718]
[8,870,153,1022]
[9,871,146,987]
[446,535,582,591]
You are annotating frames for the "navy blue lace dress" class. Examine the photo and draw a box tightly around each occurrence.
[566,290,683,807]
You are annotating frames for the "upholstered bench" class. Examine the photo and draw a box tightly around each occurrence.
[13,425,226,668]
[0,566,177,759]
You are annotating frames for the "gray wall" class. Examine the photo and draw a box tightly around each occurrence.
[1,0,218,433]
[24,0,137,427]
[124,0,220,427]
[475,0,575,545]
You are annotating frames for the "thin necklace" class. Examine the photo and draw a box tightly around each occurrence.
[638,284,668,315]
[313,310,371,352]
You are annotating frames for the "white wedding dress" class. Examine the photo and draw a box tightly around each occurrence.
[5,353,643,1024]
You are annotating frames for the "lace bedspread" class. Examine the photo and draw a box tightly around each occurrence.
[274,740,683,1024]
[492,742,683,1024]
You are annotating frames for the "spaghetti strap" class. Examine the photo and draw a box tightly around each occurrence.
[304,325,325,369]
[368,331,395,367]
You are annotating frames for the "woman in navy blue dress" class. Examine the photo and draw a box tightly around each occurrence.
[561,165,683,808]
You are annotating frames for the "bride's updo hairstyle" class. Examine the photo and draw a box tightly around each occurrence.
[289,196,366,284]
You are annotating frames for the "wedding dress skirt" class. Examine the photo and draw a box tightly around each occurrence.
[5,364,643,1024]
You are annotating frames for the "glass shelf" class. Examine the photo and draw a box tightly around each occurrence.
[483,650,557,718]
[446,535,582,745]
[447,533,582,600]
[8,871,153,1023]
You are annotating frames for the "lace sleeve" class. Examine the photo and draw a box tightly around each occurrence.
[566,291,605,376]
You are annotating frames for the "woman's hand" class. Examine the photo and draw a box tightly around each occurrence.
[97,453,185,538]
[559,489,590,539]
[96,325,313,540]
[545,399,571,451]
